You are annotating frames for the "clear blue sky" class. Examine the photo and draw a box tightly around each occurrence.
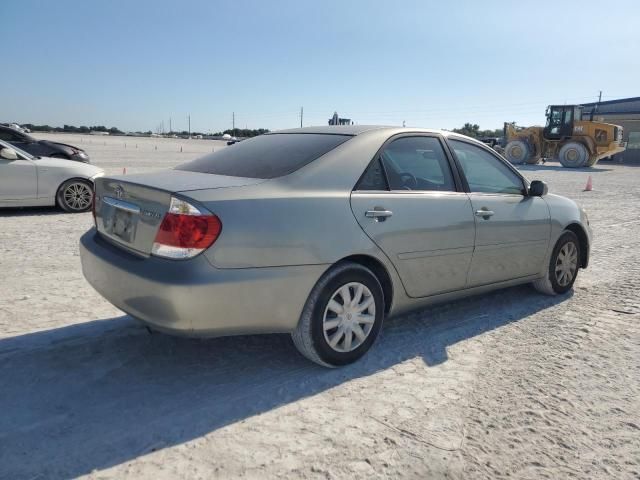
[2,0,638,133]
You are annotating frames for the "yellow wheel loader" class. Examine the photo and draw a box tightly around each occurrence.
[503,105,626,168]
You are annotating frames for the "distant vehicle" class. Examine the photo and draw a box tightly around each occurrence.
[80,126,591,367]
[479,137,502,148]
[8,123,30,133]
[89,131,110,136]
[0,139,103,212]
[503,105,626,168]
[0,125,91,163]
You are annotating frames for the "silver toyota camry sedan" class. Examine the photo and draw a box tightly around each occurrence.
[80,126,591,367]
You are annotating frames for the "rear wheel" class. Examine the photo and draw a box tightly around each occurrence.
[504,140,530,165]
[292,262,384,367]
[558,142,588,168]
[56,179,93,213]
[533,231,580,295]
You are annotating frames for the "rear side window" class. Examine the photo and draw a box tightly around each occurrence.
[176,133,351,179]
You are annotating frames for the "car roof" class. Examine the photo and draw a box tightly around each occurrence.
[272,125,450,136]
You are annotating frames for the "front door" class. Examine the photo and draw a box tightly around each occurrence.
[350,135,476,298]
[447,139,550,286]
[0,154,37,201]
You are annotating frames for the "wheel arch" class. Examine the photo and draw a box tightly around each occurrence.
[564,223,589,268]
[336,254,394,314]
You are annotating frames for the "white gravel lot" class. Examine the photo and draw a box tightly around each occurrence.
[0,134,639,479]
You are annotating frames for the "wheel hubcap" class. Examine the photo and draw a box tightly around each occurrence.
[555,241,578,287]
[567,149,578,162]
[63,183,92,210]
[323,282,376,353]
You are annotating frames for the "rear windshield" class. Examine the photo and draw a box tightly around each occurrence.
[176,133,352,179]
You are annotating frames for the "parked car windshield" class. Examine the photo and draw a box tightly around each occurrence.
[176,133,352,179]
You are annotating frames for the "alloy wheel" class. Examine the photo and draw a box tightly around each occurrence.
[63,182,92,211]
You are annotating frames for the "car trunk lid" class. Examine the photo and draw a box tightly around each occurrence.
[94,171,262,256]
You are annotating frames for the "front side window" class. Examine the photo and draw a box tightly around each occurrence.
[176,133,351,179]
[449,139,525,195]
[378,136,455,192]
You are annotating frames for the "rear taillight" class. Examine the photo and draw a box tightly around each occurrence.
[151,197,221,259]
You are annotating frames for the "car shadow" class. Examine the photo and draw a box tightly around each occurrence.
[0,206,73,217]
[0,285,569,479]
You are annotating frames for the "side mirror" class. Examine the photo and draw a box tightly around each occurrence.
[0,147,19,160]
[529,180,548,197]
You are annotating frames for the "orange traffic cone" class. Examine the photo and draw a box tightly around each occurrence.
[123,167,127,175]
[584,175,592,191]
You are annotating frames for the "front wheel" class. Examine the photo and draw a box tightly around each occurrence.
[292,262,385,367]
[533,231,580,295]
[56,179,93,213]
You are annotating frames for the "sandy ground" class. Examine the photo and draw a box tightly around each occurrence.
[0,134,639,479]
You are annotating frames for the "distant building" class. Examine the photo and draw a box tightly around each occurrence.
[581,96,640,163]
[328,111,353,126]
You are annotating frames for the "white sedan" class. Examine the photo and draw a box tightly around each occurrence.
[0,140,103,212]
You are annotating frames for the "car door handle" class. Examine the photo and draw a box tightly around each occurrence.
[365,209,393,219]
[475,209,495,218]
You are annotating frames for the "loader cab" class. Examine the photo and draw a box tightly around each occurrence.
[543,105,582,140]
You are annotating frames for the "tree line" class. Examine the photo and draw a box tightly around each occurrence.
[20,124,270,138]
[213,128,270,138]
[451,123,503,139]
[23,124,126,134]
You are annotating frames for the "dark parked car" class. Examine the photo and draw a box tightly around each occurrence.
[0,125,90,163]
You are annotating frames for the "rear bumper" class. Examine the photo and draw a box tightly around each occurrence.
[79,229,327,336]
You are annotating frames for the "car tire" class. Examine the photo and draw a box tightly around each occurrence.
[504,140,530,164]
[56,179,94,213]
[558,142,589,168]
[291,262,385,367]
[533,231,581,295]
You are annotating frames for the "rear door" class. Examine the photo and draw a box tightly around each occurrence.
[446,138,550,286]
[350,134,476,298]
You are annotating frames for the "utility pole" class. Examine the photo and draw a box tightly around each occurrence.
[300,106,304,128]
[232,112,235,132]
[188,115,191,138]
[169,117,172,134]
[598,90,602,103]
